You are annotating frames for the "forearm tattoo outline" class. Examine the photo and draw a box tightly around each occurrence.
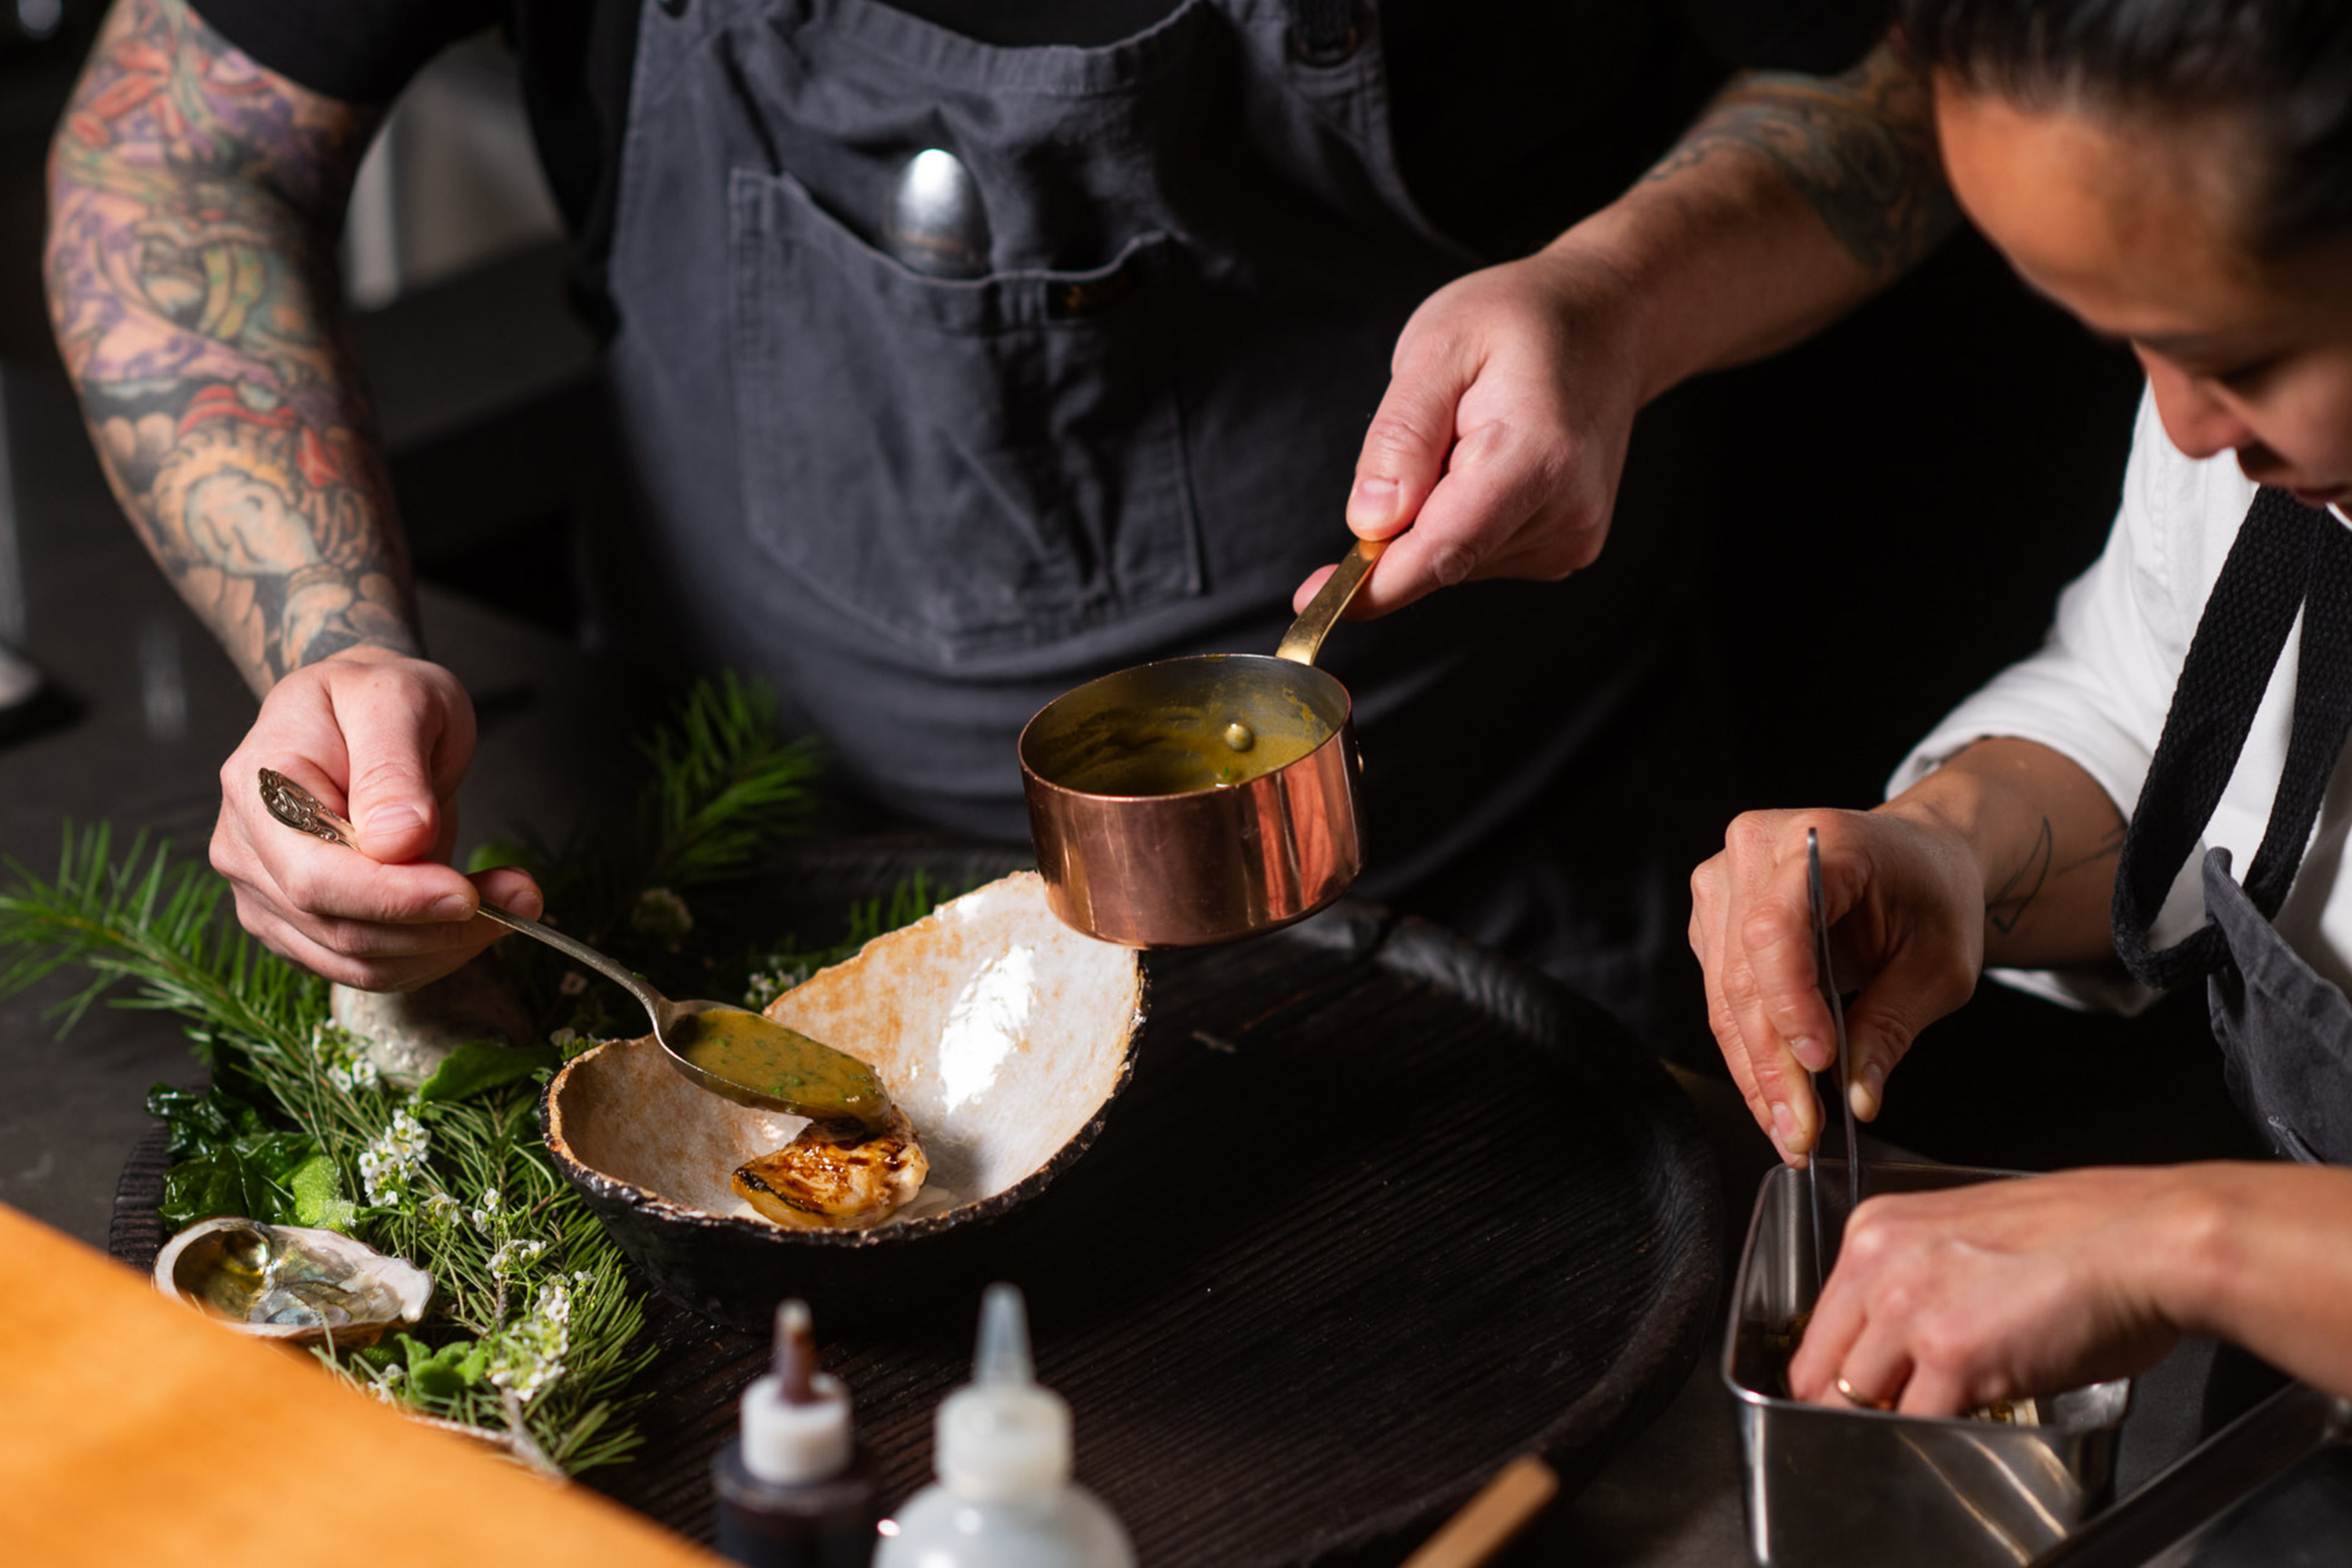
[1645,42,1960,286]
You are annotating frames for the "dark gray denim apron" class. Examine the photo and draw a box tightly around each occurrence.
[2113,488,2352,1167]
[590,0,1700,1027]
[2109,487,2352,1472]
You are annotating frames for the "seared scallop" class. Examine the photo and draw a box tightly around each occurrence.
[733,1106,928,1230]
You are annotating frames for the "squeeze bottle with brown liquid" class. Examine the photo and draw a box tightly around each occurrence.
[711,1300,881,1567]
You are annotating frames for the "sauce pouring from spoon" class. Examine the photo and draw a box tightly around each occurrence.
[256,769,891,1129]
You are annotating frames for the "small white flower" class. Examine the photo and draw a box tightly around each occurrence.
[488,1279,574,1403]
[470,1189,502,1233]
[316,1022,381,1094]
[549,1027,579,1050]
[490,1239,547,1278]
[384,1109,428,1160]
[359,1109,430,1206]
[421,1191,462,1229]
[558,971,587,997]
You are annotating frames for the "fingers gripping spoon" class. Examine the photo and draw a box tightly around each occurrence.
[1805,828,1864,1288]
[257,768,891,1128]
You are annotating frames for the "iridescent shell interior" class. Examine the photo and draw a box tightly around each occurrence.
[546,872,1143,1236]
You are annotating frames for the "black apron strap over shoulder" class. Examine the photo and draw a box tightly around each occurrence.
[2112,488,2352,990]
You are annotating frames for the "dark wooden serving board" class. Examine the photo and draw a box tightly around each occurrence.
[114,839,1724,1566]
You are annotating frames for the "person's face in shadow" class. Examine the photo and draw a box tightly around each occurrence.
[1938,81,2352,509]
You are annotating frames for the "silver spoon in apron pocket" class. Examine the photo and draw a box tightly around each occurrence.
[882,147,990,278]
[256,768,891,1129]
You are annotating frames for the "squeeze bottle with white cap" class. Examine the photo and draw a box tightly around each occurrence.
[874,1283,1134,1568]
[712,1299,882,1568]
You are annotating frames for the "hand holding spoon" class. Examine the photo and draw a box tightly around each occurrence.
[257,769,890,1128]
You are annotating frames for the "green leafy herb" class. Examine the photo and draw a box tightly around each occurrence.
[147,1080,274,1158]
[397,1331,491,1399]
[287,1152,357,1231]
[158,1130,320,1231]
[418,1041,562,1104]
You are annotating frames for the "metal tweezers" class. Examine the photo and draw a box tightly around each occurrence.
[1806,827,1864,1291]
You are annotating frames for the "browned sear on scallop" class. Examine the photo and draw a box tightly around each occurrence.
[733,1106,928,1230]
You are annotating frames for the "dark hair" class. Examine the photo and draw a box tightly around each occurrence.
[1896,0,2352,253]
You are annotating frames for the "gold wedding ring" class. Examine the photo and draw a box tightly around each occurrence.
[1835,1374,1891,1411]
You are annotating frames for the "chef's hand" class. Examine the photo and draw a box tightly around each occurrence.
[1789,1168,2190,1416]
[1291,248,1641,616]
[209,648,543,991]
[1688,806,1983,1165]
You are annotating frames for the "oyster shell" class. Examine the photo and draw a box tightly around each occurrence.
[154,1218,432,1348]
[733,1106,929,1231]
[543,869,1145,1327]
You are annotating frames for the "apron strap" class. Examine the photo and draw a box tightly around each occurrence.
[2113,488,2352,989]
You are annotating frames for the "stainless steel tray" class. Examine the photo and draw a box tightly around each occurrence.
[1725,1160,2131,1568]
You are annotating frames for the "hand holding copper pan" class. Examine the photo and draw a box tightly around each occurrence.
[1019,539,1386,946]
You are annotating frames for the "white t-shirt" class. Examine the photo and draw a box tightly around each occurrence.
[1889,386,2352,1013]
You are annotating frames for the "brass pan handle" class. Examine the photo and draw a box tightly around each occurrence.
[1276,536,1388,666]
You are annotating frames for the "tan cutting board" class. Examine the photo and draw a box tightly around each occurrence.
[0,1202,720,1567]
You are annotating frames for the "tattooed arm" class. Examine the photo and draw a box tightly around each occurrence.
[46,0,413,690]
[1890,738,2129,968]
[1690,739,2124,1166]
[1319,41,1959,615]
[45,0,541,989]
[1603,42,1958,393]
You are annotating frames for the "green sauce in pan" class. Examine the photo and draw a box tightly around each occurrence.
[1044,706,1332,795]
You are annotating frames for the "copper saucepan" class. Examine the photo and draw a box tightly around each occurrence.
[1019,539,1385,946]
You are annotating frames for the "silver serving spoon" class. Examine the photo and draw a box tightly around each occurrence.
[257,768,890,1128]
[882,147,990,278]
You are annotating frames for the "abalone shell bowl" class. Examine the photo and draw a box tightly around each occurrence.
[542,870,1144,1330]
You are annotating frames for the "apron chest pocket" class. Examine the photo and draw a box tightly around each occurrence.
[728,169,1201,660]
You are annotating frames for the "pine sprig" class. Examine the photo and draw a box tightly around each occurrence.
[0,822,318,1058]
[636,672,822,891]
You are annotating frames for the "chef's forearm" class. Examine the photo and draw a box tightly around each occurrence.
[1879,738,2128,969]
[1559,40,1957,406]
[2153,1163,2352,1401]
[45,0,419,697]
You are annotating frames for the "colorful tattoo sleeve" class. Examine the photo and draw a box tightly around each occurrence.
[1645,42,1959,287]
[45,0,419,692]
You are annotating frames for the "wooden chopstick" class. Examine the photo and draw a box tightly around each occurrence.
[1400,1453,1561,1568]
